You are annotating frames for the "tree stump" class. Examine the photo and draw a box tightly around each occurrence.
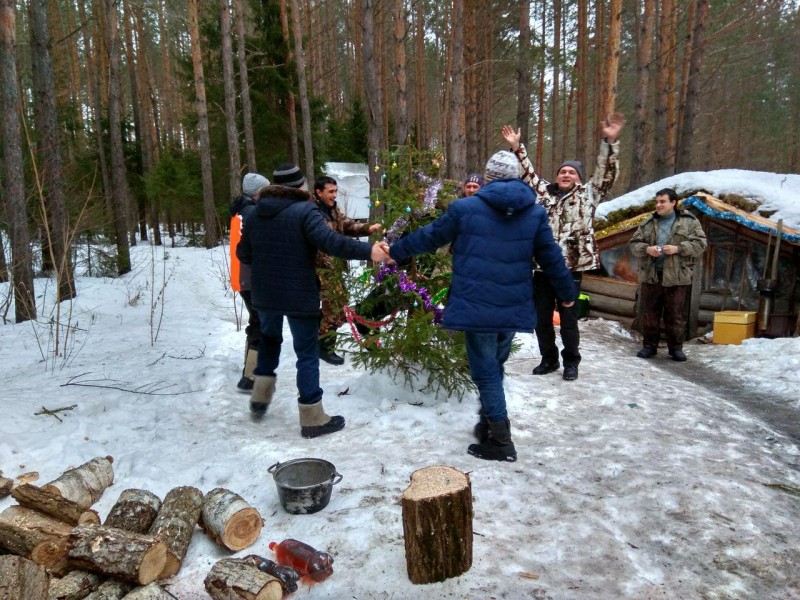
[83,581,130,600]
[104,490,161,534]
[47,569,102,600]
[204,558,282,600]
[67,525,166,586]
[42,457,114,510]
[12,484,100,526]
[401,465,473,584]
[0,555,49,600]
[148,486,203,579]
[200,488,263,551]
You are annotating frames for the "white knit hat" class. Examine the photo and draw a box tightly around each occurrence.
[484,151,521,182]
[242,173,270,196]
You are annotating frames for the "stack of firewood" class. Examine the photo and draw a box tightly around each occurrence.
[0,456,277,600]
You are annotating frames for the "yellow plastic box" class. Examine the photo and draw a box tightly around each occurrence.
[713,311,757,345]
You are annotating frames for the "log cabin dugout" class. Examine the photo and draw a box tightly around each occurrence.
[590,194,800,338]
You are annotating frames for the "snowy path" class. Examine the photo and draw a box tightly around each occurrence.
[2,246,799,599]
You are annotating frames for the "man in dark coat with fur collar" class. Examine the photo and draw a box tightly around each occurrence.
[237,163,390,438]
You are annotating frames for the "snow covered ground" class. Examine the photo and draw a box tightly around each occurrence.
[2,244,799,599]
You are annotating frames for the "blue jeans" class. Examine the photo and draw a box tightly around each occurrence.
[464,331,515,422]
[255,312,323,405]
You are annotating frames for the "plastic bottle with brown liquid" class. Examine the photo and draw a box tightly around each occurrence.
[269,539,334,582]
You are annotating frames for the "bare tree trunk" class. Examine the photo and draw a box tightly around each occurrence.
[28,0,75,301]
[353,0,364,101]
[220,0,242,198]
[393,0,409,145]
[631,0,655,188]
[575,0,588,162]
[594,0,605,147]
[290,0,314,177]
[447,0,466,179]
[123,0,147,243]
[415,0,427,149]
[654,0,670,178]
[676,0,697,152]
[675,0,708,173]
[363,0,384,196]
[279,0,299,165]
[665,3,677,173]
[464,0,478,170]
[378,3,390,148]
[604,0,622,116]
[157,0,174,147]
[478,0,493,167]
[0,0,36,322]
[536,0,546,173]
[233,0,256,172]
[516,0,531,144]
[188,0,219,248]
[550,0,561,170]
[104,0,133,273]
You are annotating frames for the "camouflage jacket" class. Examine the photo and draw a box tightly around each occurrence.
[514,139,620,271]
[629,208,707,287]
[312,198,373,270]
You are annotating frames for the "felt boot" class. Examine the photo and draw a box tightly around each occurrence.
[298,401,345,438]
[467,419,517,462]
[473,411,489,443]
[250,375,276,415]
[237,345,258,391]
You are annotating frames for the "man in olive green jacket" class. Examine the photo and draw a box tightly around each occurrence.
[629,188,707,361]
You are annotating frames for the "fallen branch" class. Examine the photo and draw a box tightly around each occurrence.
[61,373,194,396]
[34,405,77,422]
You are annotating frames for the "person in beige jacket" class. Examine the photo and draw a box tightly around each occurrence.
[629,188,707,361]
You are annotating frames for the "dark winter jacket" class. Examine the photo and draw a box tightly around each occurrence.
[513,139,620,271]
[229,194,257,291]
[311,198,373,270]
[389,178,577,333]
[237,185,373,317]
[629,208,707,287]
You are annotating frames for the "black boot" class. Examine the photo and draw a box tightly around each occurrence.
[299,401,346,438]
[467,419,517,462]
[319,337,345,366]
[473,411,489,443]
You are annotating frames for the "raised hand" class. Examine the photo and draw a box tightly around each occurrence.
[602,112,626,142]
[501,125,522,151]
[368,223,383,234]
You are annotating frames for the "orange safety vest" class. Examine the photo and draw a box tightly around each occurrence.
[230,214,244,292]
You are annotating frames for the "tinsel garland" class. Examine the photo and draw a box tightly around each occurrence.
[682,196,800,243]
[384,172,443,243]
[374,263,445,324]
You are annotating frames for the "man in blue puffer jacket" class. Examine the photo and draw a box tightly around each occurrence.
[389,152,577,461]
[237,163,390,439]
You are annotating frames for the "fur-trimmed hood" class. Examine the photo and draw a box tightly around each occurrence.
[255,185,312,218]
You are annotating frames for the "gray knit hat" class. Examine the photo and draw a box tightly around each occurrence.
[484,151,521,183]
[557,160,585,182]
[273,163,306,188]
[242,173,269,197]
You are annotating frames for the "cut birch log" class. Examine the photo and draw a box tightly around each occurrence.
[12,484,100,526]
[42,457,114,510]
[204,558,282,600]
[119,582,166,599]
[401,465,473,584]
[148,486,203,579]
[0,477,12,499]
[103,490,161,534]
[67,525,166,586]
[0,505,72,558]
[47,569,102,600]
[83,581,131,600]
[200,488,263,551]
[0,555,49,600]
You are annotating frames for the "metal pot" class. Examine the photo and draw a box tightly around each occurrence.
[268,458,343,515]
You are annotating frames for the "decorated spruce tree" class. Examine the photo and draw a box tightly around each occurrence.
[334,147,475,399]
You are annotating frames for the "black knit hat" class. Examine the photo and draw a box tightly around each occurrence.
[273,163,306,188]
